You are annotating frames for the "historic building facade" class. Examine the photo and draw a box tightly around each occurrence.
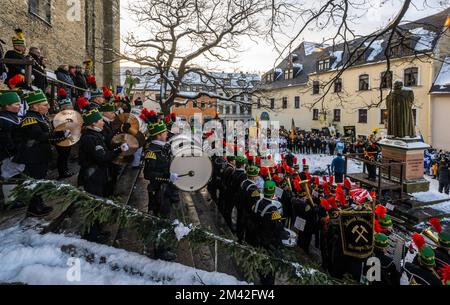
[254,9,450,148]
[0,0,121,87]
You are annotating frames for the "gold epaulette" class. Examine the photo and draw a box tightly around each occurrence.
[145,151,157,160]
[21,117,38,127]
[271,211,282,221]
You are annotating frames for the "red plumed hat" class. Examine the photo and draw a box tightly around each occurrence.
[327,197,338,209]
[439,265,450,285]
[256,156,261,165]
[375,204,387,219]
[87,75,97,85]
[412,233,426,250]
[322,182,331,195]
[293,157,298,165]
[8,74,25,88]
[314,176,320,186]
[429,218,442,234]
[320,198,331,211]
[374,219,382,234]
[260,167,269,177]
[322,176,328,184]
[76,96,90,110]
[102,86,113,98]
[329,175,334,186]
[57,88,67,98]
[302,158,307,165]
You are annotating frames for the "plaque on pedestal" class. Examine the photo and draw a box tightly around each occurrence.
[379,137,430,193]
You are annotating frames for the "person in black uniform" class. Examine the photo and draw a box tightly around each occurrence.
[219,156,235,226]
[291,178,316,254]
[0,92,23,208]
[402,233,442,285]
[371,228,400,286]
[364,140,380,181]
[142,113,179,261]
[3,29,27,89]
[78,106,127,197]
[240,166,261,244]
[252,180,285,285]
[54,89,75,180]
[17,90,70,216]
[230,156,248,237]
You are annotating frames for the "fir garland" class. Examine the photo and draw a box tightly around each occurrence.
[11,179,347,285]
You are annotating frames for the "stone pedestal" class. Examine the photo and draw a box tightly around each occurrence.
[378,137,430,193]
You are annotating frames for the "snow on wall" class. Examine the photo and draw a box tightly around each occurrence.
[0,226,247,285]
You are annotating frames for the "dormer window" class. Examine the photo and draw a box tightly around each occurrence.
[317,59,330,71]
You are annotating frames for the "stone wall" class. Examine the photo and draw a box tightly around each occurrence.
[0,0,120,87]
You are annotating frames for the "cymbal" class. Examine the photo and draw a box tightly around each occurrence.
[53,110,83,147]
[111,113,140,135]
[112,133,139,157]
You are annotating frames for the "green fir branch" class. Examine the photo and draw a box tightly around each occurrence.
[11,179,346,285]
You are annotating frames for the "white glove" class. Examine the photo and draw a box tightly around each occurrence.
[0,72,7,81]
[64,130,72,138]
[120,143,129,152]
[170,173,178,183]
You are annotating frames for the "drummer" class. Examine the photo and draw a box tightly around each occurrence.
[142,112,179,261]
[54,88,75,179]
[252,180,286,285]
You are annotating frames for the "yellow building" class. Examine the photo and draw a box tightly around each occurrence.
[254,9,450,148]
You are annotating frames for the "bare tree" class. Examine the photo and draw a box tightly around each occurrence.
[119,0,298,113]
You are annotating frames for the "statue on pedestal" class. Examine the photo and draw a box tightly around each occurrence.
[386,81,415,138]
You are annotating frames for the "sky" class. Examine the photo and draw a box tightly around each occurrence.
[119,0,448,73]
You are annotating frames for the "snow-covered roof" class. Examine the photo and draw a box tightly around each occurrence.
[409,27,438,52]
[303,42,322,56]
[120,67,261,92]
[330,51,344,69]
[364,39,384,62]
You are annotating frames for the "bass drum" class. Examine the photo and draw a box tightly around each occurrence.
[281,228,298,248]
[169,134,203,155]
[170,146,212,192]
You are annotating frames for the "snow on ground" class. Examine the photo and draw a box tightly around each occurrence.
[411,190,450,203]
[419,200,450,214]
[0,226,247,285]
[293,154,363,175]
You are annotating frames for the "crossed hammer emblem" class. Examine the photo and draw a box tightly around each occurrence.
[352,225,368,243]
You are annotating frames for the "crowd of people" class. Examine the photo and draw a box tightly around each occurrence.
[425,149,450,195]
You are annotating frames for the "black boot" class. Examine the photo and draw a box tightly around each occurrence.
[27,198,53,217]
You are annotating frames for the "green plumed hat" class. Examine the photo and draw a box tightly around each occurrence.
[58,98,72,108]
[374,233,389,250]
[247,166,260,177]
[23,90,47,106]
[264,180,276,197]
[99,102,116,112]
[90,89,103,100]
[419,246,436,267]
[378,215,393,229]
[0,92,21,106]
[82,108,103,126]
[12,29,25,46]
[148,120,167,137]
[438,232,450,248]
[236,156,248,167]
